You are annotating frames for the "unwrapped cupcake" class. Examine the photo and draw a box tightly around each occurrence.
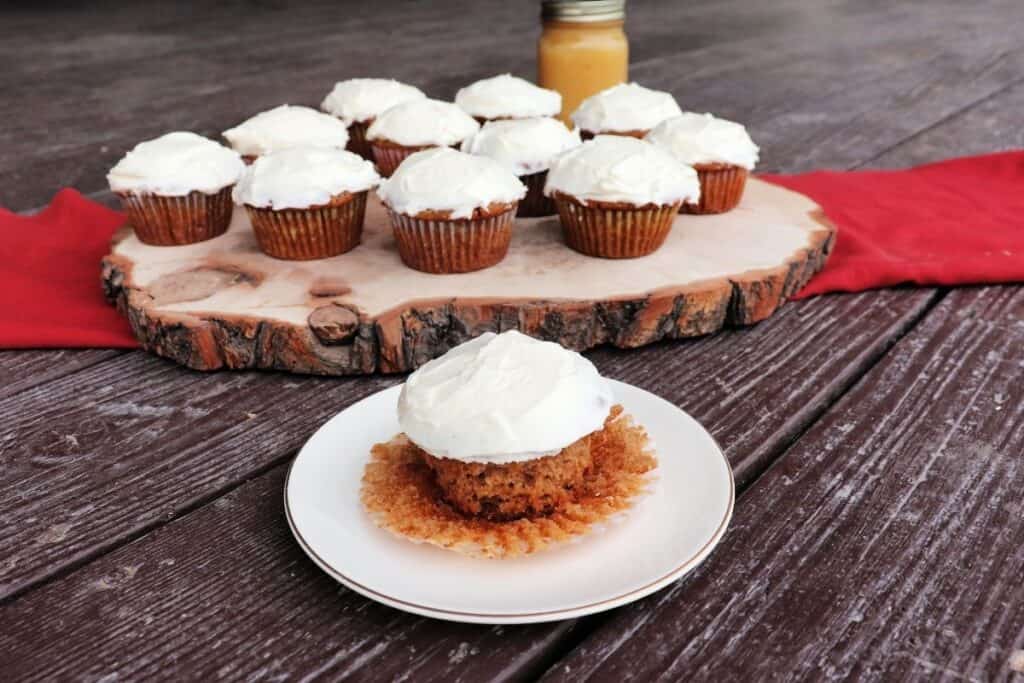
[461,117,581,217]
[571,82,682,140]
[233,147,380,260]
[376,147,526,273]
[222,105,350,162]
[455,74,561,123]
[365,98,480,177]
[107,132,244,246]
[320,78,426,160]
[545,135,700,258]
[646,113,760,214]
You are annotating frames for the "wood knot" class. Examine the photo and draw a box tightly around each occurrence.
[309,304,361,345]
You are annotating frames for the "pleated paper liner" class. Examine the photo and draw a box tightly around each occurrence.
[370,139,435,177]
[245,191,368,260]
[517,170,556,217]
[386,203,516,273]
[360,406,658,559]
[553,192,681,258]
[346,119,374,161]
[681,163,749,214]
[118,187,234,246]
[579,129,648,141]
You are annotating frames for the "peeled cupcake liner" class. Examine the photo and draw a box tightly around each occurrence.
[517,170,557,217]
[244,191,368,261]
[552,192,681,259]
[386,203,517,274]
[118,186,234,246]
[681,163,749,215]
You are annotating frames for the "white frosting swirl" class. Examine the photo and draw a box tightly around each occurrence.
[460,117,581,176]
[544,135,700,206]
[232,147,380,210]
[398,331,614,463]
[107,132,244,196]
[376,147,526,219]
[320,78,426,124]
[571,82,683,134]
[455,74,561,120]
[222,105,349,156]
[646,113,760,170]
[366,98,480,147]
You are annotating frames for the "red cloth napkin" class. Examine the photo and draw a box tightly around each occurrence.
[1,151,1023,349]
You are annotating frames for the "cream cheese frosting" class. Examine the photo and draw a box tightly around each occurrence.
[222,105,350,156]
[107,131,245,196]
[460,117,582,176]
[646,113,760,170]
[571,82,683,134]
[376,147,526,219]
[455,74,562,120]
[398,331,614,463]
[544,135,700,206]
[320,78,426,124]
[365,98,480,147]
[232,147,380,210]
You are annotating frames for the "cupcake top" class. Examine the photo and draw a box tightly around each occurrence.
[461,117,582,176]
[107,131,245,196]
[544,135,700,206]
[320,78,426,124]
[398,331,614,463]
[455,74,562,120]
[376,147,526,219]
[365,98,480,147]
[571,83,683,134]
[222,105,350,156]
[232,147,380,210]
[645,112,760,170]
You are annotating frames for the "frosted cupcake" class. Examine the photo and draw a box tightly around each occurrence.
[222,105,350,163]
[320,78,426,160]
[545,135,700,258]
[361,330,657,557]
[376,147,526,273]
[454,74,561,123]
[461,117,581,217]
[233,147,380,260]
[646,113,760,214]
[107,132,244,246]
[366,98,480,177]
[571,82,682,140]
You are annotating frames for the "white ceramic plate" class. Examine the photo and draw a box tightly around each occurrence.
[285,379,734,624]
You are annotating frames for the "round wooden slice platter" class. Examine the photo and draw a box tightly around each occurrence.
[101,178,834,375]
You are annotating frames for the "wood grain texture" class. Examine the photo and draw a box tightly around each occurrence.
[540,286,1024,682]
[0,349,122,401]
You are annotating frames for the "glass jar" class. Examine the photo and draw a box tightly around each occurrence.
[538,0,629,125]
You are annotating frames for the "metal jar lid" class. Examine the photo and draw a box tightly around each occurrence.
[542,0,626,22]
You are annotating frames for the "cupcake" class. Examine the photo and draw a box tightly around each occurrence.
[233,147,380,260]
[544,135,700,258]
[461,117,581,217]
[376,147,526,273]
[222,105,350,163]
[361,330,657,557]
[646,113,760,214]
[454,73,561,123]
[107,132,244,246]
[320,78,426,161]
[365,98,480,177]
[571,82,682,140]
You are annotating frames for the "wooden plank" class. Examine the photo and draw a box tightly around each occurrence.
[539,286,1024,682]
[0,349,122,401]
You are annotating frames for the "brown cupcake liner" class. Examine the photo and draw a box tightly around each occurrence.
[517,170,556,217]
[553,193,680,258]
[386,205,516,273]
[681,163,749,214]
[118,188,234,246]
[370,140,436,177]
[245,191,367,260]
[346,119,374,161]
[579,128,649,141]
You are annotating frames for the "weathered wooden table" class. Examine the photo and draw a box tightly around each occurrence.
[3,1,1024,680]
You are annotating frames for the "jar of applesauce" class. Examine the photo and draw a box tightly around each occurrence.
[538,0,629,124]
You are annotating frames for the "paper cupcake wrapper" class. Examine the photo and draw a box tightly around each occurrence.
[681,165,749,214]
[579,129,648,141]
[346,120,374,161]
[554,195,680,258]
[370,142,435,177]
[387,206,515,273]
[118,188,234,246]
[246,192,367,260]
[517,171,556,217]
